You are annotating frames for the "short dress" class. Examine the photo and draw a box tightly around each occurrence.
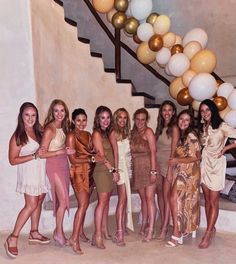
[69,130,95,194]
[157,127,171,177]
[130,132,152,190]
[201,122,236,191]
[117,138,134,231]
[46,128,70,216]
[17,137,49,196]
[93,135,114,193]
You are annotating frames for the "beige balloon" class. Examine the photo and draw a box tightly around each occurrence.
[175,34,182,45]
[169,77,185,99]
[106,8,117,23]
[190,49,217,73]
[163,32,176,48]
[92,0,114,13]
[219,106,231,118]
[183,41,202,60]
[153,15,171,35]
[182,69,196,87]
[192,100,201,112]
[136,42,156,64]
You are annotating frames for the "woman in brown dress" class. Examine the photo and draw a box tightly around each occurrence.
[166,110,201,247]
[130,108,158,242]
[66,108,95,254]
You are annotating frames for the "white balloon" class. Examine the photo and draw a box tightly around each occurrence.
[165,64,172,76]
[130,0,153,20]
[189,73,217,101]
[183,28,208,48]
[167,53,190,77]
[192,100,201,112]
[217,82,234,99]
[227,89,236,110]
[224,110,236,128]
[137,23,154,41]
[155,47,171,65]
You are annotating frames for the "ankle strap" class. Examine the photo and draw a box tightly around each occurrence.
[10,233,19,238]
[30,229,38,233]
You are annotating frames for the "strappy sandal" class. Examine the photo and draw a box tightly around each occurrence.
[68,238,84,255]
[28,229,50,245]
[4,233,18,258]
[165,235,183,247]
[112,230,126,246]
[142,229,154,243]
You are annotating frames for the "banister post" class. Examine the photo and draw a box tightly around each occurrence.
[115,28,121,80]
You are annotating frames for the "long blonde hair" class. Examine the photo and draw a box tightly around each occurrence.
[113,108,131,141]
[44,99,70,134]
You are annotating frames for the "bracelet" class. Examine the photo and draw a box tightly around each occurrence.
[150,170,157,176]
[32,153,37,160]
[109,167,117,173]
[91,156,96,163]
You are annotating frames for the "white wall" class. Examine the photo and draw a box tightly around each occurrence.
[0,0,36,231]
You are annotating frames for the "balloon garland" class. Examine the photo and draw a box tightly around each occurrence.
[92,0,236,127]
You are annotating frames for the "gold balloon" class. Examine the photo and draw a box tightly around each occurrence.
[112,11,127,29]
[190,49,217,73]
[148,34,163,52]
[124,17,139,35]
[216,79,224,87]
[177,87,193,106]
[146,12,159,25]
[169,77,185,99]
[136,42,156,64]
[92,0,114,13]
[133,34,142,44]
[114,0,128,12]
[171,44,184,55]
[213,96,228,111]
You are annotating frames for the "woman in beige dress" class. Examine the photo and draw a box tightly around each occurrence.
[198,99,236,249]
[130,108,158,242]
[155,100,179,240]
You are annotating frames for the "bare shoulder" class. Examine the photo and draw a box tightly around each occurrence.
[145,127,155,137]
[92,130,102,140]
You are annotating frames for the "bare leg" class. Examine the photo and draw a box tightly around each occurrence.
[156,175,164,227]
[138,188,148,235]
[102,198,111,239]
[169,180,180,238]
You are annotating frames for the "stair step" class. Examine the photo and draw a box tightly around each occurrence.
[145,103,161,108]
[227,160,236,168]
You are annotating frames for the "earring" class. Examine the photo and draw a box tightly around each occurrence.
[200,117,205,124]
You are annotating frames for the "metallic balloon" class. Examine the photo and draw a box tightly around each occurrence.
[171,44,184,55]
[114,0,128,12]
[112,11,127,29]
[213,96,228,111]
[124,17,139,35]
[148,34,163,52]
[216,79,224,87]
[177,87,193,106]
[133,34,142,44]
[146,12,160,25]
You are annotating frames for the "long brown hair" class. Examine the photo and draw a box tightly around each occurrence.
[14,102,42,146]
[44,99,70,134]
[93,105,113,135]
[113,108,131,141]
[156,100,177,139]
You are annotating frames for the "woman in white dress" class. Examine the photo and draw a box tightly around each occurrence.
[198,99,236,249]
[4,102,50,259]
[113,108,133,246]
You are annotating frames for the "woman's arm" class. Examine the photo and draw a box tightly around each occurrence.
[170,125,180,158]
[168,152,201,166]
[109,130,119,170]
[9,134,35,165]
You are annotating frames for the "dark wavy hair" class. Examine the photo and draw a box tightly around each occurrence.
[71,108,87,130]
[44,99,70,134]
[155,100,177,139]
[93,105,113,135]
[177,109,198,144]
[14,102,42,146]
[197,99,223,133]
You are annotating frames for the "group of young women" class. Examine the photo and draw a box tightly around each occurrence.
[4,98,236,258]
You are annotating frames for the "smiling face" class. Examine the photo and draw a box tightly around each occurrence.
[134,113,147,131]
[99,111,111,130]
[178,113,191,131]
[161,104,175,125]
[22,107,37,129]
[200,103,212,124]
[53,104,66,123]
[117,111,128,129]
[74,114,87,131]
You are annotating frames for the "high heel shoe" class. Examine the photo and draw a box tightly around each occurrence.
[142,229,154,243]
[139,223,149,236]
[79,233,91,243]
[28,229,50,245]
[4,234,18,259]
[91,234,105,249]
[113,230,125,246]
[68,238,84,255]
[165,235,183,247]
[156,228,168,241]
[198,231,213,249]
[53,230,67,247]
